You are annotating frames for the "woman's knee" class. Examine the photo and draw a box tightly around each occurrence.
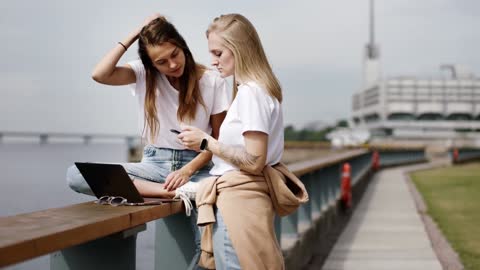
[66,165,94,195]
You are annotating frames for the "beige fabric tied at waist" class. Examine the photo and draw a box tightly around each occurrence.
[195,163,309,269]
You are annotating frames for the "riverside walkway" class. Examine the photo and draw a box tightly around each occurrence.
[3,146,450,269]
[320,163,443,270]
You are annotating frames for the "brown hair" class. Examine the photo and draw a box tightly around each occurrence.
[138,17,206,142]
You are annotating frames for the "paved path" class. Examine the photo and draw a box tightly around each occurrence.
[321,165,443,270]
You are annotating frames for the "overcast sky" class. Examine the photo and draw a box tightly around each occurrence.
[1,0,479,135]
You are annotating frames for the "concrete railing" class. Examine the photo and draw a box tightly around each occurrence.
[375,148,428,167]
[450,147,480,164]
[0,202,184,269]
[283,147,427,269]
[0,147,427,269]
[282,149,372,269]
[155,149,374,270]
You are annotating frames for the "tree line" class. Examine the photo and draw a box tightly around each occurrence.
[284,119,348,141]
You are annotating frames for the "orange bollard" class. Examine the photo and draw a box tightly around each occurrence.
[372,151,380,171]
[341,163,352,209]
[453,148,459,163]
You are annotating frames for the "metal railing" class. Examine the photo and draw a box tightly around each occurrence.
[1,147,428,270]
[376,149,427,167]
[451,147,480,163]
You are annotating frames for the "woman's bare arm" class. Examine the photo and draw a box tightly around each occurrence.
[207,131,267,175]
[91,14,161,85]
[179,126,268,175]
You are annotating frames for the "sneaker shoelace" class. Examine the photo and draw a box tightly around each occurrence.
[174,191,193,216]
[173,181,199,216]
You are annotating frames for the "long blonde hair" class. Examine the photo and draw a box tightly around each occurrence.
[206,14,282,102]
[138,17,206,142]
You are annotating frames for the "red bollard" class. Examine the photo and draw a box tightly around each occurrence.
[341,163,352,209]
[453,148,459,163]
[372,151,380,171]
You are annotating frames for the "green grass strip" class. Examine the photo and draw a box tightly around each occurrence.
[411,162,480,270]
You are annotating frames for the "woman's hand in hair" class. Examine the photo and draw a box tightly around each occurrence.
[136,13,164,35]
[91,14,165,85]
[178,125,211,152]
[164,168,192,192]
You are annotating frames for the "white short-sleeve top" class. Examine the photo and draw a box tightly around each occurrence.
[210,81,284,176]
[127,59,229,149]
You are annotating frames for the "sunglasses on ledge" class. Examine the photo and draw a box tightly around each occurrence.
[95,196,128,206]
[94,195,180,206]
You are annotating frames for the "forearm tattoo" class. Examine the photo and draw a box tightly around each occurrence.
[218,143,260,169]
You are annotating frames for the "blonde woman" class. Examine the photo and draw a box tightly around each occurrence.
[66,14,228,269]
[180,14,287,269]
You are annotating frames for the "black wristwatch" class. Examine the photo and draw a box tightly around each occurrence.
[200,138,209,152]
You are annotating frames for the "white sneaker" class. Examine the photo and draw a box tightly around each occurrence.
[175,181,199,200]
[174,181,199,216]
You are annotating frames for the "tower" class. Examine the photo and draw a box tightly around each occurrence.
[363,0,381,88]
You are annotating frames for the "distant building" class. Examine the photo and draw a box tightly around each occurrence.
[352,69,480,138]
[351,0,480,139]
[326,127,370,148]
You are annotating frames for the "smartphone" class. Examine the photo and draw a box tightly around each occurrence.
[170,129,181,134]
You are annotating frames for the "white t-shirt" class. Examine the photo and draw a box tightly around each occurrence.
[210,81,284,176]
[128,60,229,149]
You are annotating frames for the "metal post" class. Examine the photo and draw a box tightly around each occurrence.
[297,174,312,233]
[310,170,322,220]
[323,164,340,204]
[320,169,329,211]
[40,134,48,145]
[274,215,281,248]
[83,135,92,145]
[155,213,196,270]
[281,210,298,250]
[50,224,146,270]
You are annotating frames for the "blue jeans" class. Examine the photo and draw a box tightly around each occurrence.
[66,145,212,270]
[212,207,241,270]
[67,145,212,195]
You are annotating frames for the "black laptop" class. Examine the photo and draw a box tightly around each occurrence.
[75,162,178,205]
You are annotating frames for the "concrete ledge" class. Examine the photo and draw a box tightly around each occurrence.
[0,201,183,268]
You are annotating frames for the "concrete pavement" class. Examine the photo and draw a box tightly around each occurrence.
[321,165,443,270]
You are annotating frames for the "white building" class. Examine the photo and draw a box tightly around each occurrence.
[351,0,480,139]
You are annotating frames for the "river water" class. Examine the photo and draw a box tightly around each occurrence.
[1,141,155,270]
